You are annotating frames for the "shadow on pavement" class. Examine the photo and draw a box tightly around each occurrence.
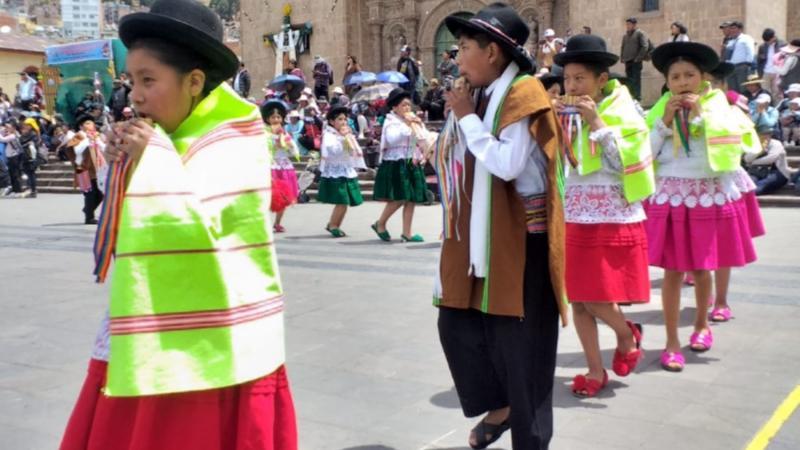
[339,446,398,450]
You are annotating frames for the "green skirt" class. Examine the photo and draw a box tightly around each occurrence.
[318,177,363,206]
[373,159,426,203]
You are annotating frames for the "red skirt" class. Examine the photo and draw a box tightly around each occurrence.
[566,222,650,303]
[60,359,298,450]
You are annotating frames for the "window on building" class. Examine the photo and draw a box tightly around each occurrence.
[434,12,474,74]
[643,0,659,11]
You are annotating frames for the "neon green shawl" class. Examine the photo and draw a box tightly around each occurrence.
[106,83,285,397]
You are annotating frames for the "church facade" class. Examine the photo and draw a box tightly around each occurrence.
[241,0,798,104]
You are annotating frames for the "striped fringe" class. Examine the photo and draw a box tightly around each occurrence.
[433,114,462,240]
[93,155,133,283]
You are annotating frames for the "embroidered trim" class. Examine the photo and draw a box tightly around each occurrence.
[182,120,265,163]
[110,295,284,335]
[624,154,653,174]
[116,241,273,259]
[523,194,548,234]
[708,135,742,145]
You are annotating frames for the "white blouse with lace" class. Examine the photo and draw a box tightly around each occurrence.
[320,126,366,179]
[380,113,428,162]
[270,131,300,170]
[564,127,646,224]
[649,117,746,208]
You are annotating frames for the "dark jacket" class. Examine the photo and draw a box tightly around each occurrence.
[397,57,419,93]
[421,87,445,121]
[758,39,787,76]
[621,29,649,63]
[234,69,251,98]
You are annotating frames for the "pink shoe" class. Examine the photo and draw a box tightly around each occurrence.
[273,224,286,233]
[660,351,685,372]
[709,306,732,322]
[689,329,713,352]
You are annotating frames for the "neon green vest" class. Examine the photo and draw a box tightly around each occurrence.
[106,84,284,397]
[646,82,754,172]
[572,79,655,203]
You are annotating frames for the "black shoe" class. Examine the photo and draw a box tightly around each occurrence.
[85,218,98,225]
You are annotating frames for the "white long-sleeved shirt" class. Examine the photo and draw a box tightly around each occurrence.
[456,78,549,196]
[745,138,797,179]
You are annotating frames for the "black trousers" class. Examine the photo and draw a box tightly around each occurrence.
[314,84,329,100]
[625,61,643,101]
[438,233,560,449]
[83,179,104,221]
[0,157,10,188]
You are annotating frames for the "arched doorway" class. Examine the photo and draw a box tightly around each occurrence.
[434,12,473,72]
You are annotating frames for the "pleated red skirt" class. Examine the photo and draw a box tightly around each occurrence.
[566,222,650,303]
[60,359,298,450]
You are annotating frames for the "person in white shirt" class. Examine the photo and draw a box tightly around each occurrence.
[435,3,567,448]
[723,21,756,94]
[16,72,37,110]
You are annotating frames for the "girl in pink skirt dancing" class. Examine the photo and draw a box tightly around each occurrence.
[645,42,760,372]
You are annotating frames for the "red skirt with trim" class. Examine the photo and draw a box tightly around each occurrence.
[566,222,650,303]
[60,359,298,450]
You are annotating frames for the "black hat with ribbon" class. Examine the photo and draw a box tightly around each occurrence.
[651,42,719,74]
[119,0,238,81]
[445,2,533,72]
[553,34,619,68]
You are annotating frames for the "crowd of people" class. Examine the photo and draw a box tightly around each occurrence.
[0,0,787,449]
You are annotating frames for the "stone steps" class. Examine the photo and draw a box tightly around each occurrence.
[33,150,800,208]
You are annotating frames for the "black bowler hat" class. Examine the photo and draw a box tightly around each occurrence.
[539,73,563,90]
[386,88,412,110]
[260,99,288,121]
[326,105,350,122]
[445,2,533,72]
[553,34,619,67]
[119,0,238,81]
[710,62,735,80]
[651,42,719,74]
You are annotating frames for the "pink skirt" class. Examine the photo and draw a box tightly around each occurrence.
[60,359,298,450]
[270,168,299,213]
[644,176,757,271]
[566,222,650,303]
[271,168,300,199]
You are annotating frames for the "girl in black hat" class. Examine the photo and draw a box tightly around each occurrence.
[318,105,365,237]
[553,34,654,398]
[370,88,432,243]
[59,1,298,448]
[261,100,300,233]
[645,42,760,372]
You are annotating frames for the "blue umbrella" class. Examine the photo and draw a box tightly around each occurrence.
[344,71,377,86]
[376,71,409,84]
[268,74,305,93]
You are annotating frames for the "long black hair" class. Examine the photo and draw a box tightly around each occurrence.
[671,22,688,37]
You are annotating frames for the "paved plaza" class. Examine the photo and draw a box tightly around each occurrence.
[1,195,799,450]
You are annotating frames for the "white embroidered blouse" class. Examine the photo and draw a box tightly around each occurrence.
[564,128,646,224]
[320,125,366,179]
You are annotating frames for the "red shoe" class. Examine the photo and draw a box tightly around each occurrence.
[612,321,644,377]
[273,224,286,233]
[571,370,608,398]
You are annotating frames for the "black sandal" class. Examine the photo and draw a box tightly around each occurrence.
[469,418,510,449]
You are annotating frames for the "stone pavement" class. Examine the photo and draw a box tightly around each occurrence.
[0,195,798,450]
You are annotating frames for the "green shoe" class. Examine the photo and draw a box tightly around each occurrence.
[401,234,424,243]
[326,225,347,238]
[371,222,391,242]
